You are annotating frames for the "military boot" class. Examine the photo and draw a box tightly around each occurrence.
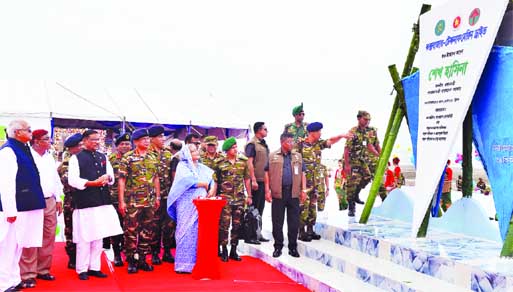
[298,227,312,242]
[307,225,321,240]
[220,245,229,262]
[138,256,154,272]
[229,245,242,261]
[67,253,76,270]
[113,246,124,267]
[127,256,138,274]
[151,250,162,265]
[162,249,175,263]
[348,201,356,217]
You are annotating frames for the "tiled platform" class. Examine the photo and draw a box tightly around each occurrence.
[239,183,511,291]
[314,216,513,291]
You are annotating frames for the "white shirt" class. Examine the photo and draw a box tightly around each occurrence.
[68,151,121,243]
[0,146,44,247]
[68,152,114,190]
[31,148,63,203]
[0,147,20,218]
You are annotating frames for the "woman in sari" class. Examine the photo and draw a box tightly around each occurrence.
[167,143,214,273]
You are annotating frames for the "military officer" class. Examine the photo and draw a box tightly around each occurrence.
[105,132,132,267]
[201,135,222,170]
[283,103,308,143]
[118,129,160,274]
[210,137,252,262]
[57,133,83,269]
[344,110,381,218]
[148,125,175,264]
[295,122,352,241]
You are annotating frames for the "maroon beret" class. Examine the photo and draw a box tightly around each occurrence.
[32,129,48,140]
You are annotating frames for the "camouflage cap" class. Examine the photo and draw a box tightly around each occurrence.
[292,102,304,116]
[204,135,218,145]
[222,136,237,151]
[357,110,371,119]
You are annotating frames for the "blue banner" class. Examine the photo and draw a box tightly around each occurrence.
[472,46,513,241]
[401,72,420,166]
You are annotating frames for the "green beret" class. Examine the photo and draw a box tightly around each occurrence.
[292,102,304,116]
[222,137,237,151]
[204,135,218,145]
[357,110,371,119]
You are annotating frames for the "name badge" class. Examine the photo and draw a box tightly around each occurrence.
[363,140,367,146]
[294,165,299,175]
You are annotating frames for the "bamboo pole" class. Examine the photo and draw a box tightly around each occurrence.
[360,65,405,224]
[359,4,431,224]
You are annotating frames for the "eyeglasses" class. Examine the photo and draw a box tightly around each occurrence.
[17,128,32,133]
[193,142,201,146]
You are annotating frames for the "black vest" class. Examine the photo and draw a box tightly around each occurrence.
[72,150,112,209]
[0,138,46,212]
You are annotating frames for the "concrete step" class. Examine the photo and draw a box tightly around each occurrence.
[238,239,386,292]
[296,237,471,292]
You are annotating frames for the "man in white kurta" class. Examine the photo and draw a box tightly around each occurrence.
[0,120,45,291]
[19,129,64,283]
[68,130,123,280]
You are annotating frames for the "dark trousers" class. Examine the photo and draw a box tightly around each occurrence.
[251,181,266,217]
[271,186,300,251]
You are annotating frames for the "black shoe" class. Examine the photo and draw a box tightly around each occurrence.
[229,246,242,261]
[162,250,175,263]
[244,239,261,245]
[67,258,76,270]
[138,260,154,272]
[355,198,365,204]
[114,254,124,267]
[309,232,321,240]
[272,249,282,258]
[348,209,355,217]
[288,249,300,257]
[127,257,138,274]
[299,233,312,242]
[87,270,108,278]
[37,273,56,281]
[78,272,89,280]
[151,252,162,265]
[220,245,228,262]
[258,236,270,242]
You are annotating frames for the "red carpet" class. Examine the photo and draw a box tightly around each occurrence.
[33,243,308,291]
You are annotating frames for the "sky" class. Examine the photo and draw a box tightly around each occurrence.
[0,0,451,160]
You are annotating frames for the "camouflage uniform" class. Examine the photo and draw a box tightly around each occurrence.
[201,151,222,170]
[345,126,380,210]
[106,152,126,258]
[57,151,76,261]
[148,145,175,253]
[316,164,329,211]
[295,139,330,232]
[283,122,309,143]
[213,154,250,246]
[118,149,160,258]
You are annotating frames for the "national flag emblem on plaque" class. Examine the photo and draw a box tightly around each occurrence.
[453,16,461,29]
[435,19,445,36]
[469,8,480,26]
